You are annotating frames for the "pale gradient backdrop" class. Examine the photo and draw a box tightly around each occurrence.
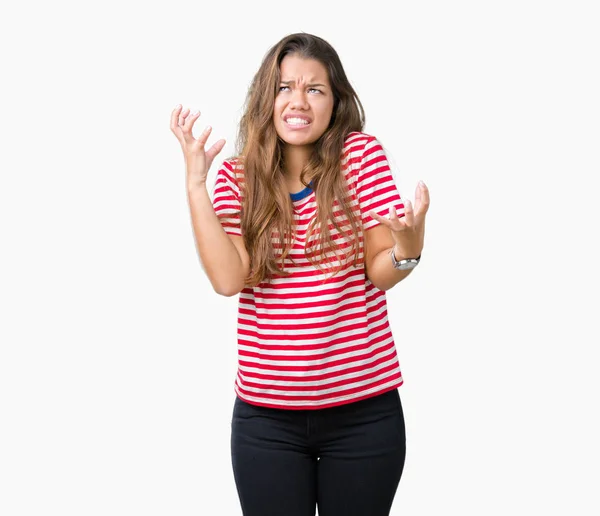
[1,0,599,515]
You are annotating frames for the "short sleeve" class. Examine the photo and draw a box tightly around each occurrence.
[211,160,242,236]
[356,137,404,231]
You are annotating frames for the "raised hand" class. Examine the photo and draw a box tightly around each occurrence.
[170,104,226,189]
[369,181,430,260]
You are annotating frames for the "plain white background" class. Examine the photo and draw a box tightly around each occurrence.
[1,0,599,514]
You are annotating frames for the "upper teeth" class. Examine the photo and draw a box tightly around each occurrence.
[286,117,309,125]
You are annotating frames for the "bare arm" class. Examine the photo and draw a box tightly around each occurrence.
[364,225,413,291]
[367,182,430,291]
[187,184,250,297]
[171,104,250,297]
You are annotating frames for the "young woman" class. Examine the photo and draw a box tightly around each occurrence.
[170,32,429,516]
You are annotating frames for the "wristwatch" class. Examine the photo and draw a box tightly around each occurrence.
[390,248,421,270]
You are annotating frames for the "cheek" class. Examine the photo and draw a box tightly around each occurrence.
[273,98,285,117]
[316,101,334,125]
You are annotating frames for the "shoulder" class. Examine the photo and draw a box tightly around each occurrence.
[342,131,377,153]
[218,156,243,175]
[341,131,383,166]
[341,132,383,183]
[216,157,245,189]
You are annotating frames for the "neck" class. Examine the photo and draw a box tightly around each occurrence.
[283,144,313,180]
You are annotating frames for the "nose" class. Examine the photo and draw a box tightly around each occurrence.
[289,89,309,110]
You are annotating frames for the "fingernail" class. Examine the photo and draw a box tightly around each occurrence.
[419,180,426,187]
[175,104,181,109]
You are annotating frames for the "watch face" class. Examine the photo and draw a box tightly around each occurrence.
[397,262,418,270]
[390,249,420,270]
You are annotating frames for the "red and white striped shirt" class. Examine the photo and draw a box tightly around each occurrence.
[211,131,405,409]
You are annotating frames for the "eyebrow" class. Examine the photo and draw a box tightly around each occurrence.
[280,80,328,88]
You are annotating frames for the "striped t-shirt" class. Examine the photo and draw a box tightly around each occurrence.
[211,131,405,410]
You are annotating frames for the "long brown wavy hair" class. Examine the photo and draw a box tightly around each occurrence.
[233,33,366,287]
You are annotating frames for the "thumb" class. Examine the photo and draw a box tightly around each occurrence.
[205,139,226,168]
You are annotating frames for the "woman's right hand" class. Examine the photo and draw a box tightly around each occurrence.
[170,104,226,190]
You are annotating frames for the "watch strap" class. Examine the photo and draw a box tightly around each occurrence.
[390,248,421,269]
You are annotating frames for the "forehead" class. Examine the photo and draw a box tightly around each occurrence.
[279,54,329,84]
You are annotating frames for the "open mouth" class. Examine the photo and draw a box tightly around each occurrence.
[284,116,312,129]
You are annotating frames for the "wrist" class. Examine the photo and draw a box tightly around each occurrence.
[187,181,208,194]
[392,244,421,261]
[390,246,421,271]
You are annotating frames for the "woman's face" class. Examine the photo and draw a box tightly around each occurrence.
[273,54,335,147]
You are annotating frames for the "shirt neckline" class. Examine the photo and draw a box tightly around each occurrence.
[289,180,314,201]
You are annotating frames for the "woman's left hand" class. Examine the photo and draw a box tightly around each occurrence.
[369,181,430,259]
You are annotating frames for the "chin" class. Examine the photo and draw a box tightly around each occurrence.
[278,129,322,146]
[283,135,315,146]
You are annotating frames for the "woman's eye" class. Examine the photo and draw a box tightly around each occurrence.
[278,86,322,94]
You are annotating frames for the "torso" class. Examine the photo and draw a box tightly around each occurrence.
[212,132,405,410]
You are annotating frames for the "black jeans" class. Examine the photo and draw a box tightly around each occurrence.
[231,388,406,516]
